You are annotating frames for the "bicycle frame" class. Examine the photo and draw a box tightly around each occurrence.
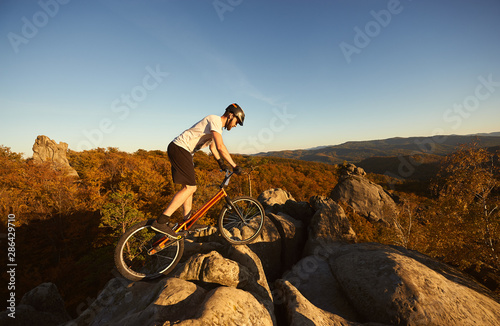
[149,171,238,255]
[177,187,228,231]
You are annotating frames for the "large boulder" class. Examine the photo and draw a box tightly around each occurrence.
[258,188,314,224]
[330,163,396,224]
[280,254,362,324]
[258,188,294,209]
[247,212,305,281]
[275,279,385,326]
[64,277,167,326]
[174,286,274,326]
[304,196,357,256]
[226,243,274,304]
[279,242,500,326]
[175,250,252,288]
[0,282,71,326]
[126,278,206,325]
[67,245,276,326]
[331,243,500,325]
[32,135,79,177]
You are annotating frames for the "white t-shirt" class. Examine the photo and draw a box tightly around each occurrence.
[173,115,223,154]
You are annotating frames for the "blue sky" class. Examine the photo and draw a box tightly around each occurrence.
[1,0,499,157]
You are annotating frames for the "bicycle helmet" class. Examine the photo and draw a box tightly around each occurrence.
[225,103,245,126]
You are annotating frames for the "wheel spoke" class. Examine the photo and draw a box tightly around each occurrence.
[219,197,265,245]
[115,221,184,281]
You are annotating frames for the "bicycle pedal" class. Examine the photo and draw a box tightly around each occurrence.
[173,231,187,238]
[187,226,209,234]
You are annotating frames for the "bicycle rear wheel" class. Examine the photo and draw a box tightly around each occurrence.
[114,220,184,281]
[218,196,265,245]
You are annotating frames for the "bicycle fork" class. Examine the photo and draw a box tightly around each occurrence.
[148,235,182,255]
[224,197,247,224]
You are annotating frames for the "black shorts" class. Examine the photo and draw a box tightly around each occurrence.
[167,142,196,186]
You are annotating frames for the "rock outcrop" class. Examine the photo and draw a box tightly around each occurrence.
[327,243,500,325]
[330,163,397,225]
[258,188,295,208]
[0,283,71,326]
[32,135,79,178]
[9,185,500,326]
[258,188,314,224]
[304,196,357,256]
[280,241,500,325]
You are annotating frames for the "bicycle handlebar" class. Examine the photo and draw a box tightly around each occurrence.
[219,167,252,188]
[220,170,234,188]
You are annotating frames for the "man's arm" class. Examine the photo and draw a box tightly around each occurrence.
[210,131,237,168]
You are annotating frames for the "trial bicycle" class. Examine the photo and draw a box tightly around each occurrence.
[114,170,265,281]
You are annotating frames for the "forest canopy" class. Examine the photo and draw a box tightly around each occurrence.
[0,142,498,315]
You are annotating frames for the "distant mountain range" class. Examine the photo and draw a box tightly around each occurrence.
[254,132,500,180]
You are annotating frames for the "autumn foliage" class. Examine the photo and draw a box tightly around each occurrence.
[0,141,498,315]
[429,142,500,271]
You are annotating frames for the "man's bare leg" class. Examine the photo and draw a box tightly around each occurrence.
[152,185,197,235]
[162,185,197,217]
[182,193,193,221]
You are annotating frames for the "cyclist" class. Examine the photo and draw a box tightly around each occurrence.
[151,103,245,235]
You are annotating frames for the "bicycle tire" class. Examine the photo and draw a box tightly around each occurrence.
[114,220,184,281]
[218,196,265,245]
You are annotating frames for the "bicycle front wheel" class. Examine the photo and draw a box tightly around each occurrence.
[218,196,265,245]
[114,220,184,281]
